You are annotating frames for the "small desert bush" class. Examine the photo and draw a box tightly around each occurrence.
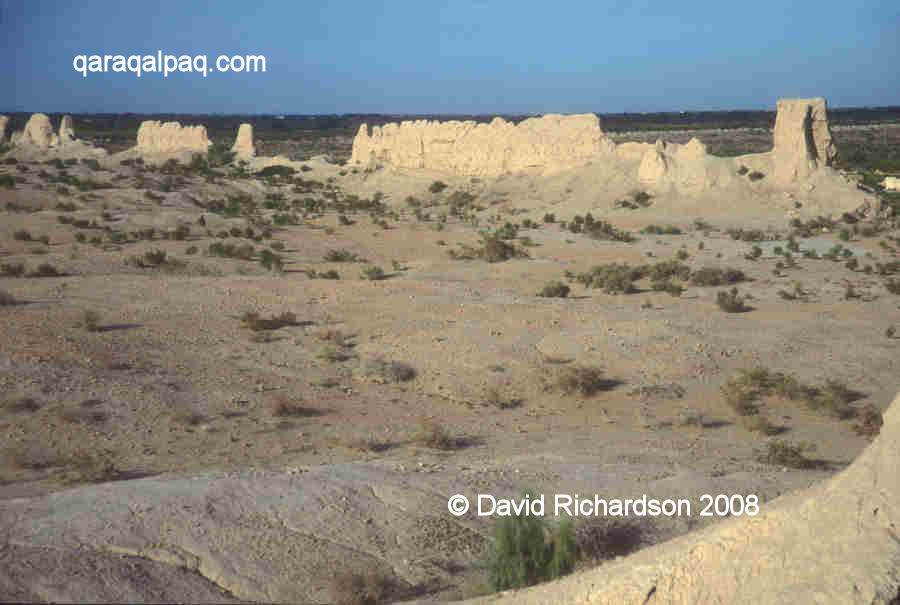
[2,397,41,413]
[58,407,109,425]
[306,269,340,279]
[726,227,770,242]
[28,263,61,278]
[548,365,620,397]
[240,311,299,331]
[716,287,749,312]
[360,265,387,280]
[265,395,319,418]
[13,229,32,241]
[487,503,575,591]
[0,290,18,306]
[739,411,780,435]
[417,419,456,449]
[758,440,817,469]
[329,568,396,605]
[1,262,26,277]
[641,224,682,235]
[690,267,747,286]
[259,249,284,272]
[747,171,765,182]
[207,241,255,260]
[485,385,521,409]
[651,279,684,297]
[324,248,363,262]
[429,180,448,194]
[575,263,641,294]
[171,409,206,426]
[80,310,102,332]
[318,345,354,363]
[723,367,858,420]
[58,451,120,485]
[478,233,529,262]
[852,403,883,438]
[537,280,570,298]
[359,358,416,383]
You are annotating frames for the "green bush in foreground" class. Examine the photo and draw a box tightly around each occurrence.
[487,500,575,591]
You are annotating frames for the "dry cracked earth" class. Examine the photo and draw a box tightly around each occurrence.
[0,138,899,603]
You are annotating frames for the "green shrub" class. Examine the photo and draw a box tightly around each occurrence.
[745,245,762,260]
[1,263,26,277]
[691,267,747,286]
[537,281,570,298]
[324,249,362,262]
[255,165,296,178]
[240,311,298,331]
[487,501,575,591]
[747,171,765,182]
[758,440,817,469]
[360,265,386,280]
[429,180,448,194]
[81,310,102,332]
[28,263,61,277]
[259,249,284,272]
[13,229,32,241]
[716,287,749,312]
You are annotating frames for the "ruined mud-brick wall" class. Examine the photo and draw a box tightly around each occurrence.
[350,113,616,177]
[135,121,211,153]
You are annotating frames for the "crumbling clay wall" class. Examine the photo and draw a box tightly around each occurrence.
[136,120,211,153]
[351,98,841,194]
[351,114,616,177]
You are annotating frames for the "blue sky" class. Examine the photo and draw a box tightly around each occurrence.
[3,0,899,114]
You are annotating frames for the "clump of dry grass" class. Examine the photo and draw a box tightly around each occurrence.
[171,409,206,426]
[757,440,818,469]
[722,367,860,420]
[2,397,41,413]
[265,395,320,418]
[329,567,396,605]
[359,358,416,383]
[418,419,456,450]
[739,411,780,436]
[79,309,103,332]
[240,311,299,331]
[485,385,522,409]
[852,403,883,438]
[62,449,122,484]
[58,407,109,425]
[0,290,19,306]
[544,365,621,397]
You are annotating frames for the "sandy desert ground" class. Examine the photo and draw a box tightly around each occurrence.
[1,118,899,603]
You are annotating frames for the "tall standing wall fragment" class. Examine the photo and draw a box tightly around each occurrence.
[773,97,836,184]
